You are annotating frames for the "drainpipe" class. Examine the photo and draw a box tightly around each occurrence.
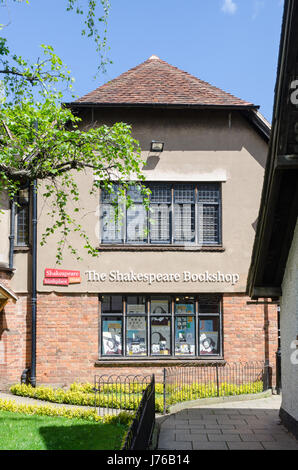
[30,119,38,387]
[30,178,37,387]
[9,199,15,270]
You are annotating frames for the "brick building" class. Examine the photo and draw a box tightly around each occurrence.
[0,56,278,388]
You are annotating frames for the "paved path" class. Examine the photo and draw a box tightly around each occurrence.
[158,395,298,450]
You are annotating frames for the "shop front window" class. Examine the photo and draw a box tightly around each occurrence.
[100,294,222,359]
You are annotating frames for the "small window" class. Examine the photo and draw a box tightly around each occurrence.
[15,188,30,246]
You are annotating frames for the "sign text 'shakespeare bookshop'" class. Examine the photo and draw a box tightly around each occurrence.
[85,270,240,286]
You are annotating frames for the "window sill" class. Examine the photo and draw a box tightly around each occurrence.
[14,245,31,253]
[97,245,225,252]
[95,358,226,367]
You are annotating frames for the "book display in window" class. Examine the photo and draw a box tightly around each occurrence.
[102,318,122,355]
[151,317,171,355]
[126,317,147,356]
[199,318,219,355]
[175,316,195,356]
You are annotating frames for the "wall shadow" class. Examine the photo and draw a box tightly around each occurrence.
[39,422,125,450]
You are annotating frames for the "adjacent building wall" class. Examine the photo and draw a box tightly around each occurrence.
[280,220,298,432]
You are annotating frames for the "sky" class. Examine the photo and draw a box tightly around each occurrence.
[1,0,285,121]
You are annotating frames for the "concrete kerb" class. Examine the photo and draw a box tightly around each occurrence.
[159,390,273,418]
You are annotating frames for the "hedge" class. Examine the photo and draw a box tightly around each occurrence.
[0,397,134,425]
[10,380,263,413]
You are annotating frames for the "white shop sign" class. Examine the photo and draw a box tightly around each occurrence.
[85,270,240,286]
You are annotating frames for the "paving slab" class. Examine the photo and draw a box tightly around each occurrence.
[227,442,265,450]
[157,395,298,451]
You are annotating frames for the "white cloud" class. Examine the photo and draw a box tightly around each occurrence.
[252,0,265,20]
[221,0,237,15]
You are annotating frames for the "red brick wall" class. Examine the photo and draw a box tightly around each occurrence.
[223,294,278,385]
[0,294,31,389]
[36,293,99,386]
[223,294,278,363]
[1,291,278,389]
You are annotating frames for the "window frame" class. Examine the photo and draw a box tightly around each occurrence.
[99,294,223,360]
[15,187,30,247]
[99,182,222,247]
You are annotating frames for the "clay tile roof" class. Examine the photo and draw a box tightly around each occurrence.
[76,55,254,107]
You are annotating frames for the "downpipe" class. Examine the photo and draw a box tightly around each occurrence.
[30,179,37,388]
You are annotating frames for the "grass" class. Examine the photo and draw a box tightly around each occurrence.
[0,410,128,450]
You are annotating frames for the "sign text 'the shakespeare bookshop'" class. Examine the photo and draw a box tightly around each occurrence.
[85,270,240,286]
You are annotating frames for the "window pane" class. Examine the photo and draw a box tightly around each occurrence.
[127,204,148,242]
[198,183,221,245]
[127,185,144,203]
[126,317,147,356]
[198,184,220,203]
[198,204,219,245]
[16,205,29,246]
[150,204,170,243]
[149,184,171,203]
[102,317,123,356]
[101,184,121,203]
[150,296,171,314]
[127,296,146,314]
[174,184,195,203]
[175,296,195,314]
[175,316,196,356]
[101,204,124,243]
[151,317,171,355]
[174,204,195,243]
[199,317,220,355]
[102,295,123,313]
[198,295,221,314]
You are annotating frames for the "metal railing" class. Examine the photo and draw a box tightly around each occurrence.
[122,375,155,450]
[93,373,152,416]
[163,361,271,414]
[93,361,271,418]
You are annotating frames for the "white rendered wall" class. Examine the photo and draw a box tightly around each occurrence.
[280,219,298,421]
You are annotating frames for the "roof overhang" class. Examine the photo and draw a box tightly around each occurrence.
[0,283,18,311]
[67,102,259,110]
[66,102,270,142]
[247,0,298,300]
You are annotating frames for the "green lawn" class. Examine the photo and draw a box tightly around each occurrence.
[0,410,127,450]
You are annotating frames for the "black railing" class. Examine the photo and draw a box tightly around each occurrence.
[93,362,271,418]
[122,375,155,450]
[93,374,152,416]
[163,361,271,414]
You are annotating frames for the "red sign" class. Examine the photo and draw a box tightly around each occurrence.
[43,268,81,287]
[44,269,80,278]
[43,277,69,286]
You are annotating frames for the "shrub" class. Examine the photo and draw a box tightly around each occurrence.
[10,380,263,414]
[0,397,134,424]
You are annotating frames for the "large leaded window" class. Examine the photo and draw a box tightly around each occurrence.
[100,295,222,358]
[100,183,222,246]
